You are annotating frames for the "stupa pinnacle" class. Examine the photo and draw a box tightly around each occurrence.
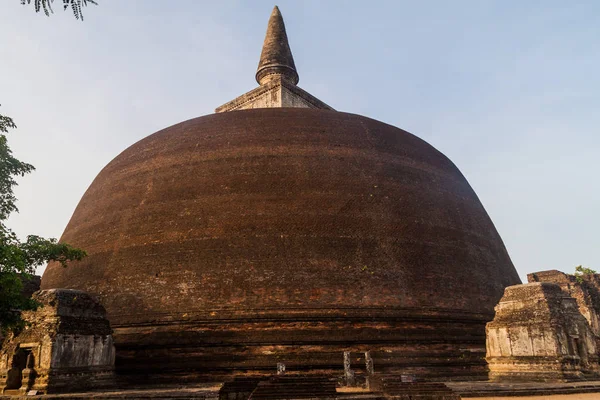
[216,6,333,112]
[256,6,299,86]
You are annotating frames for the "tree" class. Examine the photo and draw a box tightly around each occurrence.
[0,106,86,333]
[20,0,97,20]
[573,265,597,284]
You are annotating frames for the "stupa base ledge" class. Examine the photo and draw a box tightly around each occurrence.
[448,379,600,398]
[3,378,600,399]
[487,356,600,382]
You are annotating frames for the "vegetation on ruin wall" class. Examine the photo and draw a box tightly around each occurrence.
[0,108,86,334]
[573,265,597,284]
[20,0,97,20]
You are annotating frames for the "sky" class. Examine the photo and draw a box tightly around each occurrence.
[1,0,599,281]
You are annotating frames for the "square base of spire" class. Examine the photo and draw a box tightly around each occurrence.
[215,77,334,113]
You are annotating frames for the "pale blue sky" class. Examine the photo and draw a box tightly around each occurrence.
[1,1,598,280]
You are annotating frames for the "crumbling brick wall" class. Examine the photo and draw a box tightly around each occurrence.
[486,282,599,381]
[528,270,600,342]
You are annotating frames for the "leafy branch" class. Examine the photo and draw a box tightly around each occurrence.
[20,0,98,20]
[573,265,597,284]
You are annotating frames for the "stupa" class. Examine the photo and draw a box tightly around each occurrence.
[41,6,521,383]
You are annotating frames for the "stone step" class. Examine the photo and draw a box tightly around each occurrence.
[248,376,337,399]
[369,376,461,399]
[219,377,264,400]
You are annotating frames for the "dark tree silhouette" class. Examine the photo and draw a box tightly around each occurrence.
[20,0,97,20]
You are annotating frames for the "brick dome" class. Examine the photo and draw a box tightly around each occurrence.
[41,108,520,380]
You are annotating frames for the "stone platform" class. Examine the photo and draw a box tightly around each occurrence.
[3,381,600,399]
[448,380,600,397]
[0,385,220,399]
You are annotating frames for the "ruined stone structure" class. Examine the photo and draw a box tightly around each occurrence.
[0,290,115,394]
[486,282,599,381]
[40,6,520,385]
[529,270,600,342]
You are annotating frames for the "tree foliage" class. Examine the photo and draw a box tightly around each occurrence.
[574,265,597,284]
[0,106,86,333]
[20,0,97,20]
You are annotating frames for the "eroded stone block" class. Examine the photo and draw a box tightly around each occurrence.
[486,282,599,381]
[0,289,115,394]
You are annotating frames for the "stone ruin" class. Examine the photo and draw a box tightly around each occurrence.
[0,289,115,394]
[529,270,600,346]
[486,281,600,381]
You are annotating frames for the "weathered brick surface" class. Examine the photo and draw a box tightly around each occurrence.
[41,108,519,381]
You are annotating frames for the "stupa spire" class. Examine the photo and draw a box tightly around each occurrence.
[215,6,333,112]
[255,6,299,86]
